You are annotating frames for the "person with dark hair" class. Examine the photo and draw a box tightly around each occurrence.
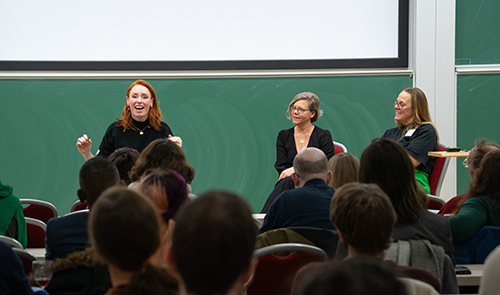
[329,182,440,292]
[107,147,140,185]
[0,180,27,248]
[449,149,500,241]
[0,241,40,295]
[259,147,335,234]
[382,87,439,194]
[138,168,189,265]
[167,190,256,295]
[45,157,120,260]
[128,138,195,191]
[90,187,178,295]
[293,258,409,295]
[327,152,359,188]
[359,138,453,259]
[439,138,500,215]
[76,79,182,161]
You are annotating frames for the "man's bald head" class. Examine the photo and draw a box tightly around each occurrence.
[293,148,329,182]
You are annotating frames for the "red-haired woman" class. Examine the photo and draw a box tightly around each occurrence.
[76,80,182,161]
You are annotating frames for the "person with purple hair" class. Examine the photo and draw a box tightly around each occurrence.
[138,167,190,266]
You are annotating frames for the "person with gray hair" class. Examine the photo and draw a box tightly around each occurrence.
[259,147,335,234]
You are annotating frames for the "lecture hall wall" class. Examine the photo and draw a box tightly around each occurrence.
[1,0,498,213]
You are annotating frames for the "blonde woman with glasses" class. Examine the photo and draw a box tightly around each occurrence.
[275,92,334,181]
[382,87,439,194]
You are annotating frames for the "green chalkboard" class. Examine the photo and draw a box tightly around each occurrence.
[0,75,411,213]
[456,0,500,65]
[457,73,500,194]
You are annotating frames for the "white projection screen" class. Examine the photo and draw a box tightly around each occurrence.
[0,0,408,70]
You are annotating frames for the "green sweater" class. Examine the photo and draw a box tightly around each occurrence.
[449,195,500,241]
[0,181,27,248]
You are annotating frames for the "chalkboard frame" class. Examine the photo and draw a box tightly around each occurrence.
[0,0,408,71]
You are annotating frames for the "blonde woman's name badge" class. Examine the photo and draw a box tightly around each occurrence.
[405,129,416,137]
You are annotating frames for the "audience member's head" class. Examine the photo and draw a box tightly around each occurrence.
[359,138,427,224]
[293,257,406,295]
[138,168,189,265]
[108,147,140,185]
[129,138,195,184]
[468,149,500,208]
[466,138,500,179]
[169,190,256,295]
[78,157,120,209]
[292,147,331,187]
[139,167,189,223]
[327,153,360,188]
[330,183,396,257]
[89,186,178,295]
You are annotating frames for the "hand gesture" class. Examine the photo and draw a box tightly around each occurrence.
[168,135,183,148]
[76,134,94,161]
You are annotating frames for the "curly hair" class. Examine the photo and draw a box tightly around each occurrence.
[129,138,195,184]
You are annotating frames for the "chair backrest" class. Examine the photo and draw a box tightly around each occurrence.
[0,235,23,249]
[428,144,451,197]
[247,243,328,295]
[63,209,89,217]
[25,217,47,248]
[13,248,37,276]
[287,227,339,259]
[333,141,348,154]
[70,200,88,212]
[427,195,445,210]
[21,199,58,224]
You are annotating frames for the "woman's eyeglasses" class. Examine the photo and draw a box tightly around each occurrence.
[291,106,310,114]
[392,100,409,109]
[462,157,468,168]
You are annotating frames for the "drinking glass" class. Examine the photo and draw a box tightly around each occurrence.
[32,260,54,289]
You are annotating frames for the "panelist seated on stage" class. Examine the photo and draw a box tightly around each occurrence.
[259,147,335,234]
[382,87,438,194]
[45,157,120,260]
[261,92,334,213]
[275,92,334,181]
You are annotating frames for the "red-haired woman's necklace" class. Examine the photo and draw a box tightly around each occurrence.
[131,124,150,135]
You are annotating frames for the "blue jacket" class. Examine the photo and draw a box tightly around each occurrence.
[45,211,90,260]
[259,179,335,234]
